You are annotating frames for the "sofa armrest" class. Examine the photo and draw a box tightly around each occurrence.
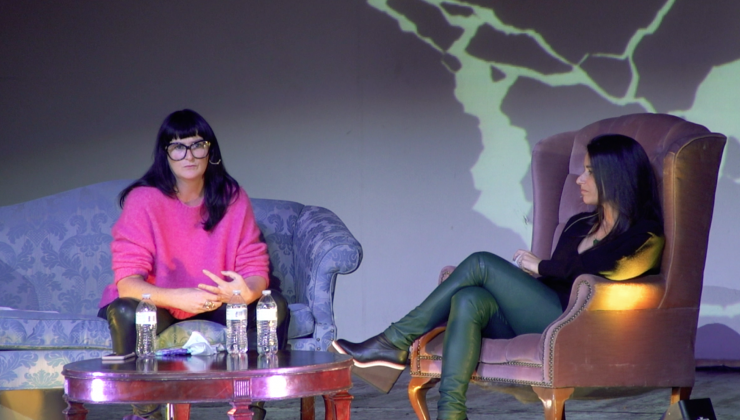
[292,205,362,346]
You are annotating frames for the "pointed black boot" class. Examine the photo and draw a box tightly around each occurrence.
[330,334,408,393]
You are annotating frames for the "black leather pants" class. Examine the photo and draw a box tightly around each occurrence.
[98,290,291,355]
[383,252,564,420]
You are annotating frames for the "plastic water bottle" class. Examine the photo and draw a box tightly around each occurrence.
[135,294,157,358]
[226,290,249,354]
[256,290,278,355]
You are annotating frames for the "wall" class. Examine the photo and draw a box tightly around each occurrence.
[0,0,738,360]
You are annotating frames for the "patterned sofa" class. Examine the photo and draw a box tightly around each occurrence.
[0,179,362,391]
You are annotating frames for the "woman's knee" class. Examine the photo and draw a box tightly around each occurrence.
[466,251,509,268]
[105,297,140,323]
[104,298,140,355]
[449,287,498,324]
[452,251,511,281]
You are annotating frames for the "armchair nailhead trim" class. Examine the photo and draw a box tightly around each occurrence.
[543,280,593,386]
[411,354,442,375]
[410,281,593,387]
[473,376,547,387]
[408,371,547,387]
[410,371,441,377]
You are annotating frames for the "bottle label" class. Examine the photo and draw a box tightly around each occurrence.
[227,307,247,320]
[257,307,278,322]
[136,312,156,325]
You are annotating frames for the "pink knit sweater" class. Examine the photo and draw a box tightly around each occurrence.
[98,186,269,319]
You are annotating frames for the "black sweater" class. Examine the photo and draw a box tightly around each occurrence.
[537,212,665,310]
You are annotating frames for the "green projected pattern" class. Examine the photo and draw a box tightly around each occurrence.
[368,0,738,244]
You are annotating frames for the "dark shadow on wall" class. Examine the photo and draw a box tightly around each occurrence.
[634,0,740,112]
[697,285,740,363]
[702,138,740,306]
[357,2,527,254]
[460,0,667,63]
[500,77,646,204]
[696,323,740,365]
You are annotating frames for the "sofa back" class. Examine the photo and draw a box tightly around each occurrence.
[0,180,307,316]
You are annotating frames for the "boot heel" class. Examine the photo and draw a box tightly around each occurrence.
[329,343,404,393]
[352,364,404,394]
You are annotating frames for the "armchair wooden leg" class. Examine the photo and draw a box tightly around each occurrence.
[408,376,440,420]
[670,387,692,405]
[532,387,573,420]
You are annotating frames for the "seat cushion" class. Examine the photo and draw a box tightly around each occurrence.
[0,310,110,350]
[157,304,315,349]
[0,348,110,390]
[0,302,315,351]
[424,332,543,365]
[157,320,226,349]
[479,334,543,365]
[287,303,315,338]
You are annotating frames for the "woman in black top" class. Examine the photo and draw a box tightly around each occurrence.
[332,134,664,420]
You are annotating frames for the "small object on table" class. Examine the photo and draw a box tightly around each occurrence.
[101,352,136,363]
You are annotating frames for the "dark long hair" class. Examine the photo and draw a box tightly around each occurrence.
[587,134,663,241]
[119,109,240,231]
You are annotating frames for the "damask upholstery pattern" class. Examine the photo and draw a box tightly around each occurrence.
[0,180,362,390]
[293,206,364,349]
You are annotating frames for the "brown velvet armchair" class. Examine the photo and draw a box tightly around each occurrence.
[407,113,726,420]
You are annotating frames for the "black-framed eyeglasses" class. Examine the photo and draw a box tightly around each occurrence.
[166,140,211,161]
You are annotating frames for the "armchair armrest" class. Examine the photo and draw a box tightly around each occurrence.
[292,205,362,348]
[540,274,696,388]
[542,273,666,355]
[563,273,666,313]
[410,326,446,358]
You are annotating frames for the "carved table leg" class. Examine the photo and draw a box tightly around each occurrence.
[172,403,191,420]
[228,401,255,420]
[62,395,88,420]
[323,391,353,420]
[301,396,316,420]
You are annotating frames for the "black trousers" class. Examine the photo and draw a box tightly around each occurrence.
[98,290,291,355]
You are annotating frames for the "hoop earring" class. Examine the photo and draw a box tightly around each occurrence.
[209,157,222,165]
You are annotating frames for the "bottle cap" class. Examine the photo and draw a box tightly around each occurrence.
[233,290,241,295]
[262,290,271,295]
[142,293,151,299]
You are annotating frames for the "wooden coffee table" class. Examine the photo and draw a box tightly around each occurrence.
[62,350,353,420]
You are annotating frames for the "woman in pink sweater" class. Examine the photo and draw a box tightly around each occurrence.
[97,109,289,360]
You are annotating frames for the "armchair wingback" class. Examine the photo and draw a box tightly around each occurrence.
[408,113,726,420]
[0,180,362,391]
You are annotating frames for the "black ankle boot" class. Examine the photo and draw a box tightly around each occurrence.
[330,334,408,393]
[332,333,408,367]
